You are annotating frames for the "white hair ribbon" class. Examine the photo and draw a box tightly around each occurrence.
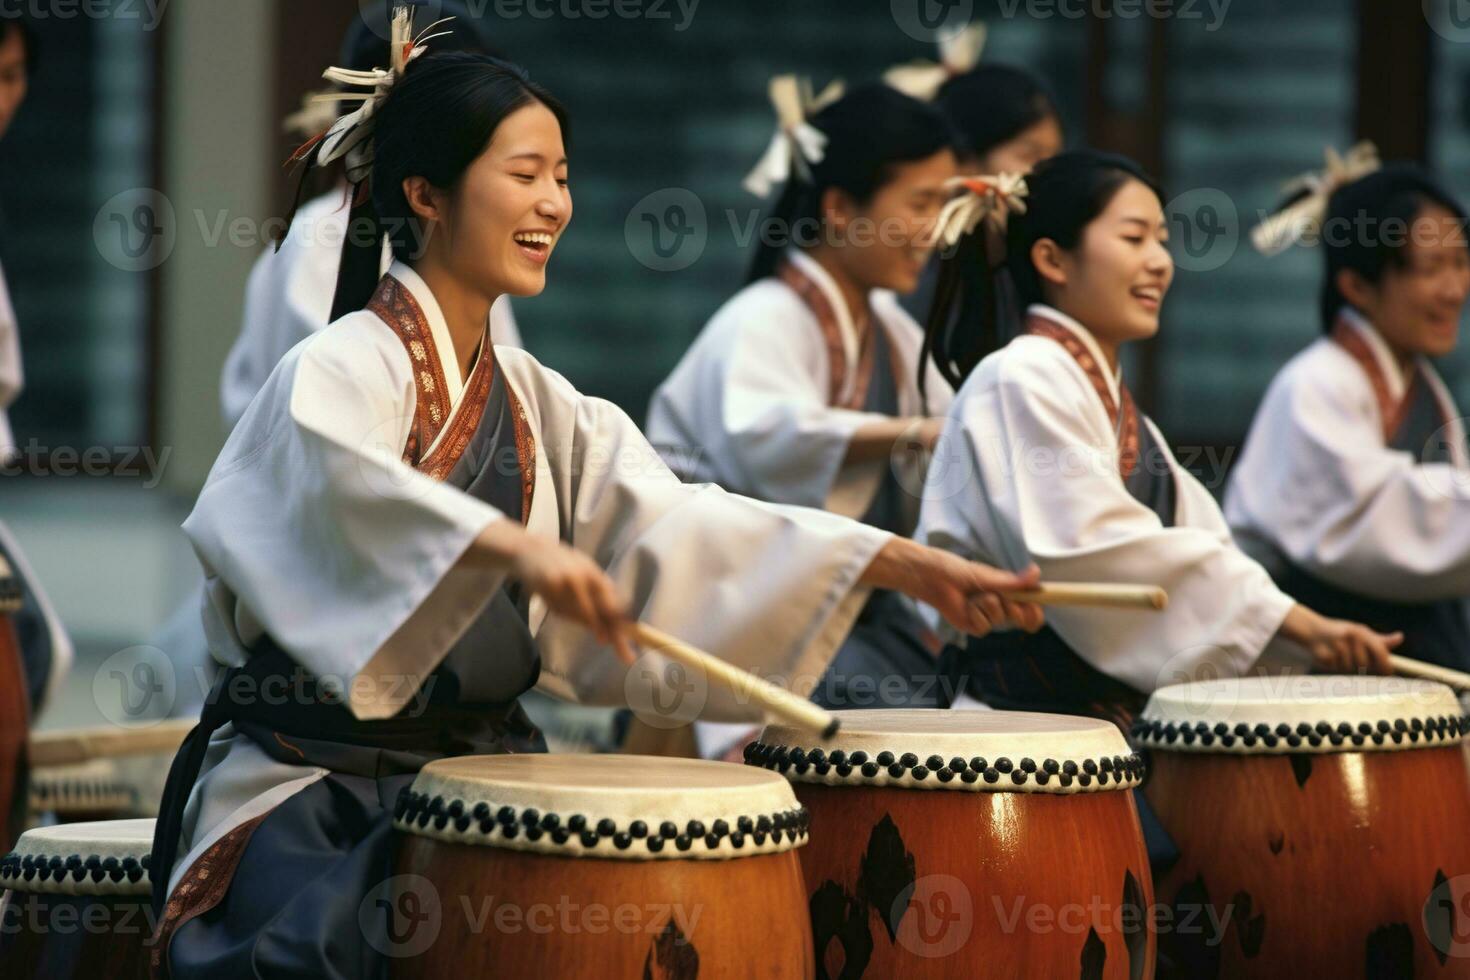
[884,23,987,102]
[933,172,1028,249]
[1251,141,1381,256]
[294,4,456,185]
[742,75,845,198]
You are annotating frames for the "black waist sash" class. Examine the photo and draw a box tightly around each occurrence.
[148,644,529,916]
[152,337,541,917]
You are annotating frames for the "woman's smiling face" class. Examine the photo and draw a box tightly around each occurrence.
[1037,178,1175,347]
[432,100,572,299]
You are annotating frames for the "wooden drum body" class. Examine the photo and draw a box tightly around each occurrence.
[1137,676,1470,978]
[0,818,155,980]
[750,709,1156,979]
[390,755,814,978]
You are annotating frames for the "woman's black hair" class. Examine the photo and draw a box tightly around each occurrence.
[745,82,959,285]
[920,149,1162,395]
[0,15,37,78]
[934,64,1058,164]
[325,51,568,320]
[1314,164,1469,332]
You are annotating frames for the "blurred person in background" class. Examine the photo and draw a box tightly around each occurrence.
[648,81,1042,761]
[1227,162,1470,672]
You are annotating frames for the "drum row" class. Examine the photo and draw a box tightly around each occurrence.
[4,676,1469,978]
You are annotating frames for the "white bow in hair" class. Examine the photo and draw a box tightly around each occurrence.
[933,172,1028,249]
[742,75,846,198]
[1251,141,1381,256]
[884,23,987,102]
[301,5,455,185]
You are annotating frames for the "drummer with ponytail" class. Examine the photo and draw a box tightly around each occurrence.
[646,78,1038,734]
[914,149,1401,734]
[147,10,1047,974]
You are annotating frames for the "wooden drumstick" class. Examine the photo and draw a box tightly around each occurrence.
[629,622,841,739]
[28,718,197,768]
[998,583,1169,611]
[1389,655,1470,692]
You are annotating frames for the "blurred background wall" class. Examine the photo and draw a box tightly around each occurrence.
[0,0,1466,723]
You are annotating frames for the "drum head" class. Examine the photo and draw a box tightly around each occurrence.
[397,755,807,860]
[1135,675,1468,754]
[751,708,1142,794]
[1,818,154,895]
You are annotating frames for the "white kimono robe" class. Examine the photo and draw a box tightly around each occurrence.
[1225,307,1470,663]
[646,250,953,525]
[915,304,1296,697]
[220,190,522,431]
[0,259,21,460]
[169,262,887,895]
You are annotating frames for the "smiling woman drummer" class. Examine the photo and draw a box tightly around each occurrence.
[913,150,1403,732]
[146,9,1043,978]
[1226,157,1470,673]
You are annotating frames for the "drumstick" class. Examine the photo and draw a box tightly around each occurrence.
[28,718,197,768]
[628,622,841,739]
[1389,655,1470,692]
[998,583,1168,611]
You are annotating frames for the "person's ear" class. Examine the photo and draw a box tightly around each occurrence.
[402,176,448,226]
[1336,268,1379,314]
[1031,237,1069,289]
[820,186,859,237]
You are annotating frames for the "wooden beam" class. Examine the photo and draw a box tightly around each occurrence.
[1356,0,1432,161]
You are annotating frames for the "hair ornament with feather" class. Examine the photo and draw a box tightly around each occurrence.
[1251,141,1381,256]
[742,75,846,198]
[934,172,1029,250]
[883,22,987,102]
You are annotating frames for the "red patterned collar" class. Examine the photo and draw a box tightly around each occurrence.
[366,275,535,520]
[1328,314,1443,443]
[1024,313,1141,478]
[776,258,881,411]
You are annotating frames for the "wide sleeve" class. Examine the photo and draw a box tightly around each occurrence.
[919,343,1293,691]
[184,316,512,720]
[1226,353,1470,602]
[523,358,891,721]
[715,288,898,511]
